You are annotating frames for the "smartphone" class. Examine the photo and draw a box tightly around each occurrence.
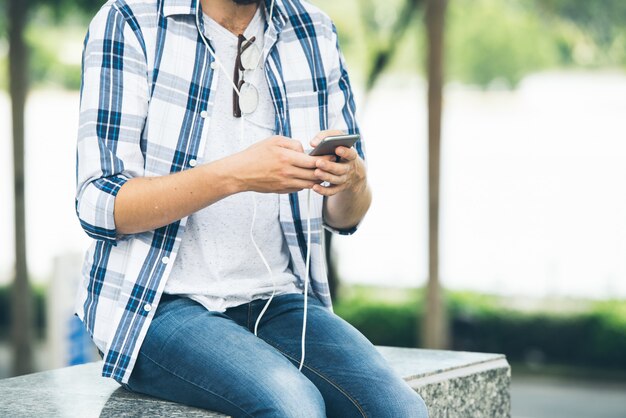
[308,134,360,156]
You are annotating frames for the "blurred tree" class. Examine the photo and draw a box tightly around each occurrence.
[446,0,626,88]
[327,0,424,301]
[0,1,6,33]
[3,0,101,377]
[353,0,450,349]
[535,0,626,48]
[422,0,449,349]
[322,0,451,349]
[0,1,7,90]
[446,0,557,88]
[0,0,100,91]
[8,0,33,377]
[533,0,626,68]
[332,0,450,348]
[358,0,424,93]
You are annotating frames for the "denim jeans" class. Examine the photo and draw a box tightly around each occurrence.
[123,292,429,418]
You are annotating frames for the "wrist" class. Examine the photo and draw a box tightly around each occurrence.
[206,156,246,196]
[349,179,367,197]
[349,160,367,194]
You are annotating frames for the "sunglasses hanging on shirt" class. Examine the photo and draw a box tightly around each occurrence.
[233,34,262,117]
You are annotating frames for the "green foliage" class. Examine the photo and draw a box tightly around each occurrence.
[532,0,626,68]
[453,306,626,371]
[0,0,98,92]
[3,0,626,90]
[334,286,626,371]
[0,0,6,37]
[0,285,47,340]
[534,0,626,48]
[0,53,7,91]
[446,0,558,88]
[319,0,626,89]
[334,294,420,347]
[25,15,85,90]
[0,1,7,91]
[315,0,426,85]
[440,0,626,86]
[40,0,103,18]
[357,0,424,91]
[1,283,624,372]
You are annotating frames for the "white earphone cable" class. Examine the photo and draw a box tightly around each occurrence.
[195,0,242,95]
[269,0,276,23]
[250,192,278,336]
[298,189,312,371]
[195,0,311,370]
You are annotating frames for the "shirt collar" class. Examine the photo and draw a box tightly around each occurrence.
[162,0,287,33]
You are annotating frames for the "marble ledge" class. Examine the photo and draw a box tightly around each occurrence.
[0,346,510,418]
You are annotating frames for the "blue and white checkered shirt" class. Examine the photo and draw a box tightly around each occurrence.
[74,0,364,384]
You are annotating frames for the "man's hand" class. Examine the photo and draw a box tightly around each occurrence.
[230,135,335,194]
[308,130,367,196]
[114,135,334,235]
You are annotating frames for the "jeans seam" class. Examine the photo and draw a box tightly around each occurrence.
[137,351,255,418]
[262,339,368,418]
[247,302,252,331]
[157,310,218,349]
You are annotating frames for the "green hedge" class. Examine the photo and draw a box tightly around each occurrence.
[0,285,47,339]
[334,286,626,371]
[1,284,624,371]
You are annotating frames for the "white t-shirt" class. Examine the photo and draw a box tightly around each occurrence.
[164,7,301,312]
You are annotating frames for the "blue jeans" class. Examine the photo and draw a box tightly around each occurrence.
[124,292,429,418]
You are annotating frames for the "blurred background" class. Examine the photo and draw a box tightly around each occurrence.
[1,0,626,417]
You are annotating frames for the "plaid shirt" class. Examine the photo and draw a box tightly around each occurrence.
[74,0,364,384]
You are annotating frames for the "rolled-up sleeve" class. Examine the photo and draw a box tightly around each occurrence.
[75,4,148,244]
[323,23,366,236]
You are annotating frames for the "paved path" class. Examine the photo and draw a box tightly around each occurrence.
[512,375,626,418]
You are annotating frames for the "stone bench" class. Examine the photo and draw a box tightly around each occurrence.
[0,346,511,417]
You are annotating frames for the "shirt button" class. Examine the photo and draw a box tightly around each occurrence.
[189,159,197,167]
[161,256,170,264]
[210,61,218,70]
[143,304,152,312]
[200,110,208,118]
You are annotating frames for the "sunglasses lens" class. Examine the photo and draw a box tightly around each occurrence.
[239,83,259,114]
[240,43,261,70]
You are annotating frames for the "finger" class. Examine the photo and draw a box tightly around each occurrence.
[286,150,329,169]
[282,180,318,193]
[309,154,337,162]
[314,169,347,185]
[293,180,318,189]
[312,183,346,197]
[310,129,345,147]
[315,159,350,176]
[288,167,320,182]
[335,146,358,161]
[278,138,305,153]
[317,155,338,163]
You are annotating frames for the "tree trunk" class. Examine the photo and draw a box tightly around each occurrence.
[421,0,449,349]
[9,0,33,376]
